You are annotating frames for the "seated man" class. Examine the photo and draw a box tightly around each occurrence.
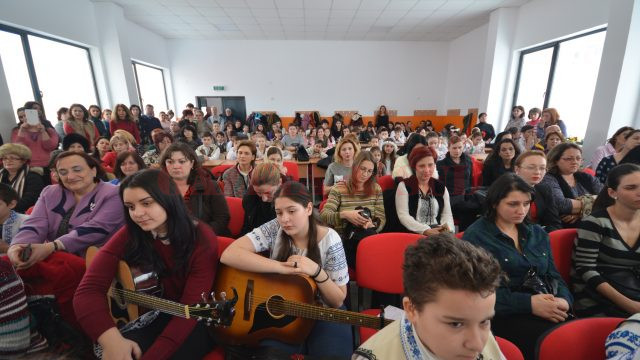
[353,233,505,360]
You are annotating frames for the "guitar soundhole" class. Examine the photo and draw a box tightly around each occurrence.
[265,295,286,319]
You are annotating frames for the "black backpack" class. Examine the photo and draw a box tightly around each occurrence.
[296,144,310,161]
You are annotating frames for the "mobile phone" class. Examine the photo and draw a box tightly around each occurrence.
[25,109,40,125]
[20,244,32,262]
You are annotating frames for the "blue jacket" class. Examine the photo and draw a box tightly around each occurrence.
[462,217,573,315]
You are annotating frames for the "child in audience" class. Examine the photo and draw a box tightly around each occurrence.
[306,142,327,159]
[460,133,472,153]
[468,129,486,155]
[265,146,289,177]
[225,134,243,161]
[369,136,380,149]
[0,184,28,253]
[378,127,389,144]
[271,140,293,160]
[392,125,406,145]
[254,133,268,159]
[369,146,385,177]
[380,140,397,176]
[323,128,335,150]
[195,131,220,161]
[354,234,506,360]
[215,131,227,157]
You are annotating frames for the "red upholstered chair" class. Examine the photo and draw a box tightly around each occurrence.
[376,175,395,192]
[25,206,34,215]
[356,232,423,342]
[582,168,596,176]
[536,317,623,360]
[455,232,464,239]
[549,228,577,285]
[319,199,327,211]
[225,197,245,238]
[211,164,234,179]
[496,337,524,360]
[471,156,484,187]
[217,236,235,258]
[283,161,300,181]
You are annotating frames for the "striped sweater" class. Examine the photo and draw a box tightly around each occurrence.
[573,209,640,316]
[320,183,385,237]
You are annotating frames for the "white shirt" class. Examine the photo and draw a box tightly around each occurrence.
[395,182,454,234]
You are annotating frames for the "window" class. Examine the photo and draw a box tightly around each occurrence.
[132,62,168,111]
[512,29,606,140]
[0,30,34,117]
[0,25,99,122]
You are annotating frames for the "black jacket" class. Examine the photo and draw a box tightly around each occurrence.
[533,182,563,232]
[185,169,230,236]
[436,153,472,196]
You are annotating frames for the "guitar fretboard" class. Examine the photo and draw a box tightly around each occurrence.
[111,287,188,319]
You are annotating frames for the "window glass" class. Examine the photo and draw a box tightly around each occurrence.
[133,62,168,110]
[0,30,34,122]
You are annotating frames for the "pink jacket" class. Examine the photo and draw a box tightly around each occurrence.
[11,128,59,167]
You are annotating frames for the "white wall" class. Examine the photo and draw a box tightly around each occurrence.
[444,24,488,112]
[169,40,449,116]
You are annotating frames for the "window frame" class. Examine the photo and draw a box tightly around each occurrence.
[512,27,607,111]
[132,60,169,110]
[0,23,100,111]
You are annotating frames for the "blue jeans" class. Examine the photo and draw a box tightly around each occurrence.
[260,306,353,358]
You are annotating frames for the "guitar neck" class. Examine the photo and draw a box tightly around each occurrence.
[111,287,189,319]
[279,299,393,329]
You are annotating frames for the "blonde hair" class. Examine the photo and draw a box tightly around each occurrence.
[515,150,546,167]
[113,129,136,145]
[334,134,361,165]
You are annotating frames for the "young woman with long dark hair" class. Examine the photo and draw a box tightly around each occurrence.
[221,181,352,357]
[74,169,217,359]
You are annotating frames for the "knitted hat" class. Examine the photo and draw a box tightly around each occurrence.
[62,133,90,153]
[381,139,398,153]
[0,143,31,160]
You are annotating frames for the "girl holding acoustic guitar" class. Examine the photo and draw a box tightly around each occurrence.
[220,181,353,358]
[74,169,218,360]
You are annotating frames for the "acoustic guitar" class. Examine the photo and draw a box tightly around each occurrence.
[85,246,237,327]
[213,264,393,345]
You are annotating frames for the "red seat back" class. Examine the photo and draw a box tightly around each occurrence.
[25,206,34,215]
[211,164,234,179]
[496,337,524,360]
[536,318,623,360]
[549,228,577,285]
[355,233,422,293]
[471,156,483,187]
[376,175,395,191]
[582,168,596,176]
[318,199,327,211]
[216,236,235,258]
[283,161,300,181]
[455,232,464,239]
[225,197,245,238]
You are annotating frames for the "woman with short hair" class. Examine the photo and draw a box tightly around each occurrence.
[222,140,257,198]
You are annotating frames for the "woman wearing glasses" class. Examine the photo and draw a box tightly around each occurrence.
[514,150,563,232]
[321,151,385,268]
[539,143,602,227]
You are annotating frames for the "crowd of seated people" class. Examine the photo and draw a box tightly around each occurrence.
[3,100,640,359]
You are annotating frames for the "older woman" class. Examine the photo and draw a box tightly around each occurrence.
[573,164,640,317]
[142,131,173,168]
[463,174,572,358]
[11,107,59,169]
[395,146,454,235]
[540,143,603,226]
[323,134,360,196]
[321,151,385,267]
[0,143,45,213]
[8,152,124,266]
[161,142,230,235]
[514,150,562,232]
[63,104,99,150]
[222,140,257,198]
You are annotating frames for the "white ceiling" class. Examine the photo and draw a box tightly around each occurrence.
[104,0,529,41]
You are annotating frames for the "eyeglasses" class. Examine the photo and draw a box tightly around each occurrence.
[359,167,374,175]
[561,157,582,162]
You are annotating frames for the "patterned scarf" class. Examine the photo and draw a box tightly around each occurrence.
[0,164,29,199]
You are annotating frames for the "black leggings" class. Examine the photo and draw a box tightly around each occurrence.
[123,313,216,359]
[491,314,561,360]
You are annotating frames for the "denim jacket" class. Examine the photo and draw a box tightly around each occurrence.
[463,217,573,315]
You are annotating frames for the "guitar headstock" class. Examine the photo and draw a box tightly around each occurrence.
[188,287,238,327]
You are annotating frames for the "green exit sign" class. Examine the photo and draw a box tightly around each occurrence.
[213,85,225,91]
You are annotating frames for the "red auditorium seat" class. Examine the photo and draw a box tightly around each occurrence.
[282,161,300,181]
[548,228,577,285]
[225,197,244,238]
[211,164,234,179]
[496,336,524,360]
[536,317,623,360]
[376,175,395,191]
[216,236,235,258]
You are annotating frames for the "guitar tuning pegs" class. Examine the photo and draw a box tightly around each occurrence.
[220,291,227,300]
[201,292,207,302]
[210,291,216,301]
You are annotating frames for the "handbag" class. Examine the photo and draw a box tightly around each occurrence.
[515,267,559,295]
